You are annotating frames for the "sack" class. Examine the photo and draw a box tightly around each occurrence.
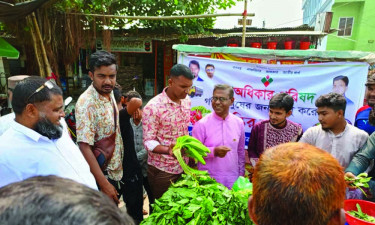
[93,98,117,171]
[93,132,116,170]
[232,176,253,192]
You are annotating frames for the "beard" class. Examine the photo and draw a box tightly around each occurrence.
[369,108,375,126]
[34,115,63,140]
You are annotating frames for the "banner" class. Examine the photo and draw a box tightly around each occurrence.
[180,54,369,148]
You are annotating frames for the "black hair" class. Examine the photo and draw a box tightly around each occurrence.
[89,50,118,73]
[213,84,234,99]
[315,92,346,114]
[0,176,134,225]
[189,60,200,69]
[205,64,215,69]
[269,93,294,112]
[170,64,194,80]
[125,90,141,102]
[113,84,123,104]
[333,75,349,86]
[12,77,63,115]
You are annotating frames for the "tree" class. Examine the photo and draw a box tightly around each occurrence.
[4,0,240,79]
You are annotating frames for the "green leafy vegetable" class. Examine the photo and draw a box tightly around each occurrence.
[348,203,375,223]
[172,135,211,176]
[141,174,254,225]
[141,136,254,225]
[345,173,372,197]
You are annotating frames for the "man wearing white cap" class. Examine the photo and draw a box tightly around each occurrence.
[0,75,29,136]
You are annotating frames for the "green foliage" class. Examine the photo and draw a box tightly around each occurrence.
[55,0,239,35]
[141,174,255,225]
[173,135,211,176]
[345,173,372,197]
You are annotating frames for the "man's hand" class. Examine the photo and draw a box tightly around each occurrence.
[100,180,120,204]
[345,172,356,188]
[214,146,231,158]
[167,143,176,157]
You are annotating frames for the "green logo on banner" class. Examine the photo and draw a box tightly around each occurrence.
[261,75,273,87]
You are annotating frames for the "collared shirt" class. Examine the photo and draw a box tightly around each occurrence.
[130,118,148,177]
[0,120,97,190]
[76,84,123,181]
[192,112,245,189]
[0,113,70,136]
[0,113,15,136]
[299,124,368,168]
[143,87,190,174]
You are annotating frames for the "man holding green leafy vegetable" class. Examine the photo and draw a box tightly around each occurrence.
[345,130,375,200]
[192,84,245,189]
[142,64,194,199]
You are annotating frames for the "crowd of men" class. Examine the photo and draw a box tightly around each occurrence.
[0,50,375,225]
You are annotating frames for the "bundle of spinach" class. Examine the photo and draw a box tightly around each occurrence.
[172,135,211,176]
[345,172,372,197]
[141,136,254,225]
[348,203,375,223]
[141,174,254,225]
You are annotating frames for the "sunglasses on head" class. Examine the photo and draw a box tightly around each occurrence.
[26,80,54,103]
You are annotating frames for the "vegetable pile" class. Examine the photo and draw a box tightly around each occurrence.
[141,174,254,225]
[141,136,254,225]
[348,203,375,223]
[345,173,372,197]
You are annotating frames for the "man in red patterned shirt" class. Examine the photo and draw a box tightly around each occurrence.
[142,64,194,199]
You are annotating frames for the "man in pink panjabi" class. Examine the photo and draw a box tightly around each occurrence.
[192,84,245,189]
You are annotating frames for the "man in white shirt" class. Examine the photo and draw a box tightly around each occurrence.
[0,77,97,189]
[299,92,368,168]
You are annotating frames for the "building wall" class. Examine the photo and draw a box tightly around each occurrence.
[353,0,375,52]
[327,0,375,52]
[327,1,363,50]
[302,0,334,26]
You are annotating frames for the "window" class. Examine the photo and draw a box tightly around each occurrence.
[338,17,353,36]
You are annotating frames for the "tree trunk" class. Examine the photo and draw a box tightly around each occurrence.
[27,15,44,77]
[31,12,52,78]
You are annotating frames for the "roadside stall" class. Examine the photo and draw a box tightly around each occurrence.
[0,37,19,115]
[142,45,375,225]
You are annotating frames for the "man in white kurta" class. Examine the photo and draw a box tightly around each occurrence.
[0,77,97,190]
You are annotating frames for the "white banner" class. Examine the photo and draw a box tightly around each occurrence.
[180,55,369,147]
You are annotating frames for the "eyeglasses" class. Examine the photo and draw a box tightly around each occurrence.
[212,97,230,102]
[26,80,54,103]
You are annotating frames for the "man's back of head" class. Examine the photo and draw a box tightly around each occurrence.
[0,176,134,225]
[249,142,346,225]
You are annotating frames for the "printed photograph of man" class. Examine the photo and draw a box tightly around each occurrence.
[205,64,215,79]
[189,60,204,81]
[332,75,354,106]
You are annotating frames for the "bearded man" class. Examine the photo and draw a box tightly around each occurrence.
[0,77,97,190]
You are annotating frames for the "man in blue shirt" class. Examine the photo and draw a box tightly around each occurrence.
[355,74,375,135]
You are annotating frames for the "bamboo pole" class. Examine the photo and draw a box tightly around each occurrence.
[154,41,158,96]
[27,16,44,77]
[242,0,248,47]
[31,12,52,78]
[67,12,255,20]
